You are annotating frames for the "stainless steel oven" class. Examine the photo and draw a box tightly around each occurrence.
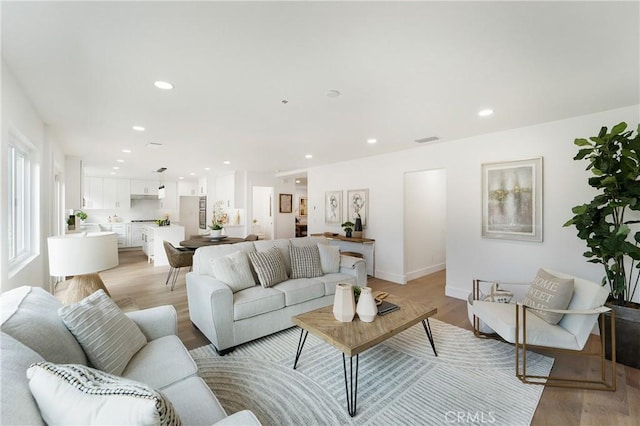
[199,196,207,229]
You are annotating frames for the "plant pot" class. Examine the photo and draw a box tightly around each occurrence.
[210,229,222,238]
[345,230,352,238]
[604,302,640,369]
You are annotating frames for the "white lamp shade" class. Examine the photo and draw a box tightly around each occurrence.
[48,232,119,276]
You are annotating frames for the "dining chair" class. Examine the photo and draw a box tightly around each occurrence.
[162,241,194,291]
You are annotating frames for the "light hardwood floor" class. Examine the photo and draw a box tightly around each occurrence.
[56,250,639,425]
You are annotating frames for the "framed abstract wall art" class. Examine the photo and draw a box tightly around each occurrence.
[325,190,342,225]
[481,157,543,242]
[279,193,293,213]
[347,189,368,227]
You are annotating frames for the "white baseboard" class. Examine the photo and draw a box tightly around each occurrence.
[406,263,446,281]
[445,286,469,301]
[374,270,407,284]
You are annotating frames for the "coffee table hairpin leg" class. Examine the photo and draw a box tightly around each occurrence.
[422,318,438,356]
[293,329,308,370]
[343,354,359,417]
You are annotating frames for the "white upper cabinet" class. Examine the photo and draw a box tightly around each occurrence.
[102,178,131,209]
[83,176,103,209]
[131,179,159,196]
[198,177,207,195]
[159,182,177,210]
[178,181,198,196]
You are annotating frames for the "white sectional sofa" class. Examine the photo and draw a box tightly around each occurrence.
[186,236,367,354]
[1,286,259,426]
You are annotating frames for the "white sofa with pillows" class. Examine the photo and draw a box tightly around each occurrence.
[186,236,367,354]
[1,286,260,426]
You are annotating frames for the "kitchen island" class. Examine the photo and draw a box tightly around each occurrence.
[141,224,185,266]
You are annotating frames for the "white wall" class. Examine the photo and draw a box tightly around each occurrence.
[404,169,446,280]
[1,60,64,292]
[309,105,640,300]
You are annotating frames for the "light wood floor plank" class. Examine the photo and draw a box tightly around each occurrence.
[55,250,638,425]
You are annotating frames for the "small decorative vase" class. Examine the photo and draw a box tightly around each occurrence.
[210,229,222,238]
[345,230,352,238]
[356,287,377,322]
[353,217,363,238]
[333,283,356,322]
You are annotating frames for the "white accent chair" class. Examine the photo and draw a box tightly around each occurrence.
[471,268,616,391]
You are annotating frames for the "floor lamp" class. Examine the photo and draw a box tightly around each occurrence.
[48,232,119,304]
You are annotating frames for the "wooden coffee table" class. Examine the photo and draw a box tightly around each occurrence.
[291,295,437,417]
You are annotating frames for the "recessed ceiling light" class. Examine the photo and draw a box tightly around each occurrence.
[305,154,313,159]
[189,172,196,176]
[132,125,145,132]
[121,149,132,153]
[110,172,116,175]
[116,159,124,163]
[296,180,301,184]
[112,166,119,170]
[154,81,174,90]
[367,139,377,144]
[327,90,341,98]
[223,161,230,165]
[204,167,211,171]
[146,142,163,148]
[178,176,184,180]
[478,109,494,117]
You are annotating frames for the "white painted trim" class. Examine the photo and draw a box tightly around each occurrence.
[406,263,446,281]
[375,270,407,284]
[445,285,469,300]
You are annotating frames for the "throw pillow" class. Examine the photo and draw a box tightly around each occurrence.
[522,269,574,324]
[27,362,181,426]
[58,290,147,376]
[483,283,514,304]
[247,247,288,288]
[210,251,256,292]
[317,243,341,274]
[290,245,324,279]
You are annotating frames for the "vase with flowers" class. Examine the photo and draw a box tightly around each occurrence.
[210,200,226,237]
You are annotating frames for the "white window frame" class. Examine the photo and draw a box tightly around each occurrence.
[8,128,39,277]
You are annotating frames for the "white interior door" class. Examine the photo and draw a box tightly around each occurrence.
[252,186,274,240]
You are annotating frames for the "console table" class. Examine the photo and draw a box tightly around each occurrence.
[312,234,375,276]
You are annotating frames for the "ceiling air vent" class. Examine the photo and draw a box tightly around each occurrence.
[414,136,440,144]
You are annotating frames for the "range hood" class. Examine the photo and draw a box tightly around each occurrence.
[131,194,160,200]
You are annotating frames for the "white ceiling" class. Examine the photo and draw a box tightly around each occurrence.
[2,1,639,182]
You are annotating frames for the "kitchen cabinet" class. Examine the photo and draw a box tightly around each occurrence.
[130,223,144,247]
[83,176,103,209]
[131,179,158,196]
[159,182,177,210]
[102,178,131,209]
[178,181,198,196]
[215,173,234,208]
[141,226,154,261]
[110,223,130,248]
[198,177,207,195]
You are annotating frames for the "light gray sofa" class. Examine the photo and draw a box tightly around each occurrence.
[0,286,259,426]
[186,236,367,354]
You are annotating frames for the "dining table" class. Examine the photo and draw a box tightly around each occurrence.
[179,236,246,249]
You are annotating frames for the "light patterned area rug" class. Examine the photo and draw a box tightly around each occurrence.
[190,319,553,426]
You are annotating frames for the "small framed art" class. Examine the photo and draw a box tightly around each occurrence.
[279,193,293,213]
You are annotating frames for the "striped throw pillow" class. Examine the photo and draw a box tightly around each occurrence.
[58,290,147,376]
[27,362,181,426]
[248,247,288,288]
[290,245,324,279]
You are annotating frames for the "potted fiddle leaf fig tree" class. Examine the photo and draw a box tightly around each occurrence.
[564,121,640,368]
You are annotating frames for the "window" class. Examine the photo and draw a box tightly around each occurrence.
[7,129,38,274]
